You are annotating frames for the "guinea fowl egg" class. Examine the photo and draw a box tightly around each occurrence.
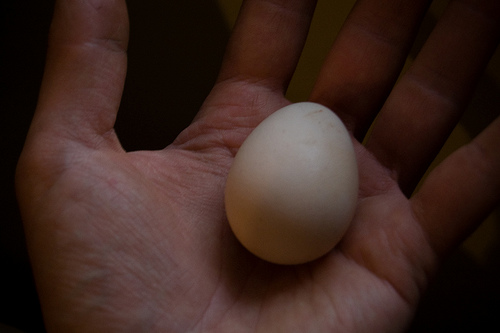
[224,102,358,265]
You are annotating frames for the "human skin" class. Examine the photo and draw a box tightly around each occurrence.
[16,0,500,332]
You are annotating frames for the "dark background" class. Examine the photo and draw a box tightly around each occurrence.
[1,0,499,332]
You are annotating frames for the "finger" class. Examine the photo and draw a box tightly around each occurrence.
[411,115,500,258]
[216,0,317,92]
[365,0,500,195]
[180,0,318,152]
[31,0,128,147]
[309,0,431,139]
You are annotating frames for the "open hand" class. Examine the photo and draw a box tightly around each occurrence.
[16,0,500,332]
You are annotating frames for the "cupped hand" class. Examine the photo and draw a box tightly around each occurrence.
[16,0,500,332]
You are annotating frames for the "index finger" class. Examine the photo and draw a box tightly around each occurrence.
[310,0,431,139]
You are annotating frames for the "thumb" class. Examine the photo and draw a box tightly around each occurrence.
[30,0,129,148]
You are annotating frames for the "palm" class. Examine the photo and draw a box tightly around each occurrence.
[19,85,423,331]
[16,0,499,332]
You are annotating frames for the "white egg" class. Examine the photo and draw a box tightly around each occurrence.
[224,102,358,265]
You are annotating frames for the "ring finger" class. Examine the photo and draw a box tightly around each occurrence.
[365,0,500,195]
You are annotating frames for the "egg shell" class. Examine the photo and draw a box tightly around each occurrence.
[224,102,358,265]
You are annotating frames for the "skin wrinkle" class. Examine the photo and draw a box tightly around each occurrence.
[86,0,105,11]
[195,79,277,126]
[253,274,275,333]
[48,31,128,61]
[51,0,129,48]
[309,266,339,331]
[217,0,315,89]
[310,0,431,141]
[84,36,128,54]
[317,257,354,331]
[348,14,411,49]
[316,254,406,333]
[354,141,399,197]
[297,265,336,330]
[344,251,416,309]
[199,261,262,332]
[403,70,461,115]
[404,60,472,114]
[410,192,449,258]
[21,142,119,210]
[39,53,126,146]
[192,237,226,332]
[411,132,500,257]
[341,193,434,306]
[368,80,459,194]
[177,81,288,155]
[383,228,432,306]
[213,77,289,104]
[35,193,164,331]
[342,0,431,56]
[406,202,438,293]
[364,0,500,197]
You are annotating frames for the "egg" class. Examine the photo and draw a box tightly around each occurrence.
[224,102,358,265]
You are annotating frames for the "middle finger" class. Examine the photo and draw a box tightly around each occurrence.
[310,0,431,139]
